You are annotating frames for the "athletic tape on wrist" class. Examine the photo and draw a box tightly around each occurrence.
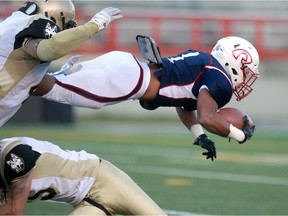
[228,124,245,142]
[190,124,204,138]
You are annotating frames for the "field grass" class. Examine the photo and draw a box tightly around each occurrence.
[1,120,288,215]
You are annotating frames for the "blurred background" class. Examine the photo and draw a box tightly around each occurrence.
[1,0,288,129]
[1,1,288,215]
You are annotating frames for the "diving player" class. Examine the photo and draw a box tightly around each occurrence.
[32,36,259,161]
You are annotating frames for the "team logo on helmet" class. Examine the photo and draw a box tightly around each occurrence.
[44,22,58,39]
[6,153,24,173]
[232,49,253,65]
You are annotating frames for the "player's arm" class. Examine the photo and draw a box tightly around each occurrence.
[30,74,55,96]
[176,107,217,161]
[176,108,204,137]
[197,88,231,136]
[24,7,122,61]
[198,88,254,145]
[0,174,32,215]
[36,22,99,61]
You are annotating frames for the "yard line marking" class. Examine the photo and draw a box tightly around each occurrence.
[123,165,288,186]
[165,178,193,186]
[165,209,209,215]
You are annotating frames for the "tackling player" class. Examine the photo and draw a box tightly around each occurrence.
[0,0,122,127]
[0,136,167,215]
[32,36,259,161]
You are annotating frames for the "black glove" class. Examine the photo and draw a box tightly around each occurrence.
[193,134,217,161]
[239,115,255,144]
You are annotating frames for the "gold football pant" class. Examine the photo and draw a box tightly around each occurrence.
[70,159,166,215]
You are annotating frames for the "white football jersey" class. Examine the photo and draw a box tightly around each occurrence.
[0,11,60,127]
[0,137,100,206]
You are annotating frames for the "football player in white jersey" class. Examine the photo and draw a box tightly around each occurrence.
[0,0,122,127]
[31,36,259,161]
[0,136,166,215]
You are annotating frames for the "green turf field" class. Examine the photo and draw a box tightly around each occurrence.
[1,120,288,215]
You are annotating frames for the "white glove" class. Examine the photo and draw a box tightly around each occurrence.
[48,55,82,77]
[90,7,123,31]
[60,55,82,74]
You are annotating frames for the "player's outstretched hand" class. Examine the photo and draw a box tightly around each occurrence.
[239,115,255,144]
[60,55,82,75]
[90,7,123,31]
[193,134,217,161]
[49,55,82,77]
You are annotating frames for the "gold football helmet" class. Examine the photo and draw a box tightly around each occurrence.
[34,0,76,30]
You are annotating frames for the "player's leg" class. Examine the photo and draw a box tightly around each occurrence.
[70,201,107,216]
[88,159,167,215]
[42,51,151,109]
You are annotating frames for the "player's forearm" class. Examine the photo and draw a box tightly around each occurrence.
[198,113,231,137]
[176,107,195,129]
[37,22,99,61]
[176,108,205,138]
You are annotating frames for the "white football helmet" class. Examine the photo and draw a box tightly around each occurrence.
[33,0,76,30]
[211,36,260,101]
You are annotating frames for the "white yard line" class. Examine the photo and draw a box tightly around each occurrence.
[123,165,288,186]
[165,209,209,215]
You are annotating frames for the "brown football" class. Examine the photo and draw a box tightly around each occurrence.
[217,107,254,129]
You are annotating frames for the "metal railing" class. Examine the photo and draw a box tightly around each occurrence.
[75,11,288,59]
[1,7,288,59]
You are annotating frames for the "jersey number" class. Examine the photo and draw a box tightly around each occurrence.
[29,188,57,200]
[167,52,199,63]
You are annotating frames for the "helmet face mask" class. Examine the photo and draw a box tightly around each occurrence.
[34,0,77,30]
[211,36,260,101]
[233,66,258,101]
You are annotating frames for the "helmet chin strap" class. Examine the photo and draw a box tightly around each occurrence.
[0,175,8,206]
[60,12,65,30]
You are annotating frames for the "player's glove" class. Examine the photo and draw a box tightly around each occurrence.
[90,7,123,31]
[239,115,255,144]
[193,134,217,161]
[48,55,82,77]
[18,2,38,15]
[60,55,82,75]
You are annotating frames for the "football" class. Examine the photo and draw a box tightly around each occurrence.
[217,107,254,129]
